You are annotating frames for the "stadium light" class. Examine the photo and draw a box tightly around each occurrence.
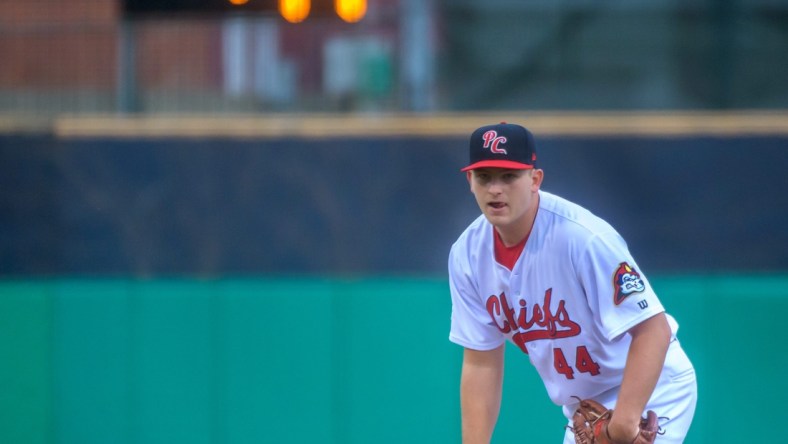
[335,0,366,23]
[279,0,311,23]
[122,0,365,23]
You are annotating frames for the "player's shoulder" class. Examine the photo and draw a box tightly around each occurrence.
[538,190,616,238]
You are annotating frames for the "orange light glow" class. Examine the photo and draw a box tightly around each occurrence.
[228,0,249,5]
[279,0,311,23]
[335,0,366,23]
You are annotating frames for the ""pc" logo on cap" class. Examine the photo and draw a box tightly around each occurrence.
[482,130,508,154]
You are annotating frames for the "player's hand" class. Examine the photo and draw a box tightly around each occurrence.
[604,417,640,444]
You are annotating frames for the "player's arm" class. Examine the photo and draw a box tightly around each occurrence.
[607,312,671,442]
[460,344,505,444]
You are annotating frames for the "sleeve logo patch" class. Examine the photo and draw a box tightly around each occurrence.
[612,262,646,305]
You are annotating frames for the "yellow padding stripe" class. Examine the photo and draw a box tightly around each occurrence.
[39,111,788,138]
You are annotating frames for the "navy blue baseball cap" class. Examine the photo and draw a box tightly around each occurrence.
[461,122,537,172]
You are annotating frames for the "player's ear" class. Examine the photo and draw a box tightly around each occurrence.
[531,168,544,190]
[466,171,473,188]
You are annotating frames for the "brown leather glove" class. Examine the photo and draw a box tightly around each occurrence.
[571,398,660,444]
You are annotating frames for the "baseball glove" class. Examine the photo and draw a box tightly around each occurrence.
[570,397,660,444]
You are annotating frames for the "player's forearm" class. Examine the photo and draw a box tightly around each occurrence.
[460,346,505,443]
[609,313,671,438]
[461,377,501,443]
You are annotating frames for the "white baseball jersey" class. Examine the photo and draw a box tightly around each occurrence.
[449,190,693,408]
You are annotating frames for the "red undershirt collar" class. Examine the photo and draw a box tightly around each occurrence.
[494,228,528,271]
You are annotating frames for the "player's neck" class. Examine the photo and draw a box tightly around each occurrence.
[495,192,540,247]
[495,219,533,247]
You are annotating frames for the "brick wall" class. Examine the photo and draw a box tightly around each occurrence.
[0,1,118,89]
[0,1,222,92]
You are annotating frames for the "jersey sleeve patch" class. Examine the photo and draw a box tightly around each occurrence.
[612,262,646,305]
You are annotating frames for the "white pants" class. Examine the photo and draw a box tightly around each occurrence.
[562,340,698,443]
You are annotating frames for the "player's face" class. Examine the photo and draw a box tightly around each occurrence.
[467,168,543,240]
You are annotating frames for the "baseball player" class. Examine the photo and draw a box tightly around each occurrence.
[448,123,697,443]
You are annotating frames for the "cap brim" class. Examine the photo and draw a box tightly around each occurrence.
[461,160,535,172]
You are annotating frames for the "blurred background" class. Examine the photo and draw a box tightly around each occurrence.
[1,0,787,443]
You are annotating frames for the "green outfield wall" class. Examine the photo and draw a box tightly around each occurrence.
[2,275,786,443]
